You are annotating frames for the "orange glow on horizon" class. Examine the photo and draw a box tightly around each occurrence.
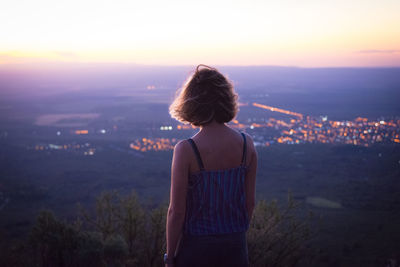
[1,0,399,67]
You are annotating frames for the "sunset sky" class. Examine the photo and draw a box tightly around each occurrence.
[1,0,399,67]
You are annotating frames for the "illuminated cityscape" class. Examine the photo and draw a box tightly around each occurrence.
[246,102,400,147]
[26,103,400,154]
[130,138,176,152]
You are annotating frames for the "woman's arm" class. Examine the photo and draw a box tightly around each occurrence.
[166,140,189,264]
[244,135,257,220]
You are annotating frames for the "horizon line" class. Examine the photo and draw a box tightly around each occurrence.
[1,61,400,69]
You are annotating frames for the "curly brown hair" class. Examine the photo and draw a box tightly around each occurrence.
[169,64,238,126]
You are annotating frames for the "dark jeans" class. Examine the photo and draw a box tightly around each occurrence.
[175,232,249,267]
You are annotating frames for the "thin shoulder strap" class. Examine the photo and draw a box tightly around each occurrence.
[240,132,247,166]
[187,138,205,171]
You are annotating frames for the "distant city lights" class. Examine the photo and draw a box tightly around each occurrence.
[130,138,177,152]
[160,126,173,131]
[75,130,88,135]
[253,102,304,119]
[29,103,399,155]
[32,142,93,155]
[84,149,95,156]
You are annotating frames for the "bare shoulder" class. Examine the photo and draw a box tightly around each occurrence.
[241,132,256,152]
[172,139,194,173]
[173,139,192,157]
[227,127,256,154]
[241,132,257,166]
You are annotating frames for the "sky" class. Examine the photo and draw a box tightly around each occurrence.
[0,0,399,67]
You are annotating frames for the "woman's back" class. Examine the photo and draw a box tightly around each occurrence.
[189,124,249,173]
[184,125,249,235]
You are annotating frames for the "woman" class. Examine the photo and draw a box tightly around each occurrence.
[165,65,257,267]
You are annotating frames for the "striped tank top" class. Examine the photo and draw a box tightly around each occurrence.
[183,132,249,235]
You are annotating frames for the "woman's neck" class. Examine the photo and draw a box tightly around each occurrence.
[199,121,227,133]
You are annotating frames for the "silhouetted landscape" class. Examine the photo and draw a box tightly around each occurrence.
[0,64,399,266]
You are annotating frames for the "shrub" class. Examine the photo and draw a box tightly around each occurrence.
[247,193,315,267]
[25,191,312,267]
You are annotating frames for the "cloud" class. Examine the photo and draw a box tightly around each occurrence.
[357,49,400,54]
